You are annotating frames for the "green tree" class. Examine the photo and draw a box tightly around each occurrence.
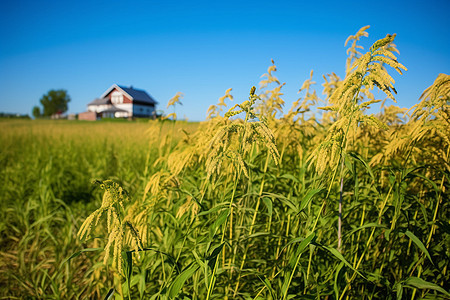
[39,89,71,117]
[32,106,41,118]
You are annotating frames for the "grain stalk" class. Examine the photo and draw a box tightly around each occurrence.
[313,28,406,255]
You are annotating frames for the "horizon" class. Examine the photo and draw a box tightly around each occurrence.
[0,0,449,121]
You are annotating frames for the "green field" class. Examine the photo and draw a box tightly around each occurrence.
[0,28,449,299]
[0,119,199,298]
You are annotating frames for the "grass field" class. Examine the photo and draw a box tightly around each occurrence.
[0,27,449,299]
[0,119,198,298]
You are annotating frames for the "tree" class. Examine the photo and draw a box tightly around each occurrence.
[32,106,41,118]
[39,89,71,117]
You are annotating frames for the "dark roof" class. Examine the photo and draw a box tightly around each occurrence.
[88,97,110,106]
[99,84,158,105]
[118,85,158,105]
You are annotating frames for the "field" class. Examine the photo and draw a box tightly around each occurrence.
[0,27,449,299]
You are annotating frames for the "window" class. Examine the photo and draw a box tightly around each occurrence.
[111,91,123,104]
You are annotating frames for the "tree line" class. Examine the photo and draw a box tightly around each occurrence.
[33,89,71,118]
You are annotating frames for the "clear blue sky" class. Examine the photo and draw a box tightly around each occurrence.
[0,0,449,121]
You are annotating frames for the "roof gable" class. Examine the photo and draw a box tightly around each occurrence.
[100,84,158,105]
[88,97,110,106]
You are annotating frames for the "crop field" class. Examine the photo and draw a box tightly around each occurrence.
[0,27,449,299]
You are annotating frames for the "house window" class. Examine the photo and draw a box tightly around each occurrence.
[111,91,123,104]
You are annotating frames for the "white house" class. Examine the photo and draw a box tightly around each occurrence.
[85,84,158,119]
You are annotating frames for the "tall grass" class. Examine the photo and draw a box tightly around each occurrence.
[1,26,449,299]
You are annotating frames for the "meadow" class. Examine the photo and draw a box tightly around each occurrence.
[0,26,449,299]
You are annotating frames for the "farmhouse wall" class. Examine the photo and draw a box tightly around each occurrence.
[114,103,133,114]
[133,104,155,116]
[78,111,96,121]
[107,88,132,103]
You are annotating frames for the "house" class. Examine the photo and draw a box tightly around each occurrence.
[84,84,158,119]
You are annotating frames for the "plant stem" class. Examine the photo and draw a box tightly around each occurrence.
[206,169,241,300]
[233,151,270,296]
[338,158,344,252]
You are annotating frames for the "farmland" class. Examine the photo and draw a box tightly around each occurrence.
[0,27,449,299]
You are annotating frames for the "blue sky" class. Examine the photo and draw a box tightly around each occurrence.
[0,0,449,121]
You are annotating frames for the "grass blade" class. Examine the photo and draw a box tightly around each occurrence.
[168,264,199,298]
[64,248,103,263]
[403,277,450,297]
[404,230,433,264]
[299,187,325,212]
[322,245,367,280]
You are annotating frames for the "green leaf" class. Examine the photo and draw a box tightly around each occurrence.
[65,248,103,263]
[125,251,133,283]
[207,243,225,270]
[262,197,273,218]
[241,232,270,242]
[130,275,140,287]
[138,270,146,299]
[168,264,199,298]
[279,236,309,259]
[289,232,316,267]
[346,223,386,237]
[344,153,353,175]
[299,188,325,211]
[405,230,433,264]
[405,171,440,207]
[257,275,276,300]
[403,277,450,297]
[263,192,298,213]
[104,288,115,300]
[395,282,403,300]
[282,232,316,296]
[349,152,375,180]
[280,174,299,183]
[197,203,228,217]
[334,262,345,300]
[322,245,366,280]
[209,209,230,239]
